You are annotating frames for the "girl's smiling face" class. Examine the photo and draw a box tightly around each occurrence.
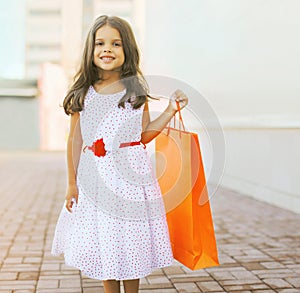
[93,25,125,73]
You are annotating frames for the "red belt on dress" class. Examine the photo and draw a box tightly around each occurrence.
[83,139,146,157]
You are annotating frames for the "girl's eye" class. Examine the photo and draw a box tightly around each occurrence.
[95,42,122,47]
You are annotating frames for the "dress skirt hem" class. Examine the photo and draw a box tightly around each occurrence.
[51,251,174,281]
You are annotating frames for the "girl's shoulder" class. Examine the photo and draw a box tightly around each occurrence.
[79,86,94,111]
[84,85,95,99]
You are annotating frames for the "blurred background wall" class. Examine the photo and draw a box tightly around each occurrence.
[0,0,299,213]
[143,0,300,213]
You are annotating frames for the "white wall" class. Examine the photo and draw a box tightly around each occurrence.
[144,0,300,118]
[144,0,300,213]
[222,128,300,214]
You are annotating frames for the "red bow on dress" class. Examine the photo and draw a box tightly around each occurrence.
[86,138,107,157]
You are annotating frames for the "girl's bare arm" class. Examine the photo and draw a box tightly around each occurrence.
[141,90,188,144]
[65,112,83,212]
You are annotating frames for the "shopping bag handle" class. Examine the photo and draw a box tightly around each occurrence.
[166,101,186,137]
[176,101,186,132]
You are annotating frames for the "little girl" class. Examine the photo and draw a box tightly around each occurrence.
[51,15,188,293]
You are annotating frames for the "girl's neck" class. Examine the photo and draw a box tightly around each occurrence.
[94,71,125,94]
[101,70,121,84]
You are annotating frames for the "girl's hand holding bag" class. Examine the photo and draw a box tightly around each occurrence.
[155,95,219,270]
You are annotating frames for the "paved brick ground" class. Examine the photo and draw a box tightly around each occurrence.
[0,151,299,293]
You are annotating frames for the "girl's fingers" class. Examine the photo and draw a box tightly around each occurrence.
[65,197,78,213]
[173,90,188,104]
[170,89,189,111]
[174,92,188,110]
[65,200,73,213]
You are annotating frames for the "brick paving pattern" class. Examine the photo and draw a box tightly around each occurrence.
[0,151,299,292]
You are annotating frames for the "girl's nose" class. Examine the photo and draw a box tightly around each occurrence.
[104,48,112,53]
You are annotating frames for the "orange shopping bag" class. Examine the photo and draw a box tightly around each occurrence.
[155,102,219,270]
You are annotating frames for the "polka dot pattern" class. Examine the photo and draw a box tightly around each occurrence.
[51,85,174,281]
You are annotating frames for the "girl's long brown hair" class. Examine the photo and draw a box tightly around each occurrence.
[63,15,153,115]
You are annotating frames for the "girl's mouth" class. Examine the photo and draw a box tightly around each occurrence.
[101,57,115,63]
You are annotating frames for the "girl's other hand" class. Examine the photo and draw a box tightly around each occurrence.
[168,89,189,112]
[65,184,79,213]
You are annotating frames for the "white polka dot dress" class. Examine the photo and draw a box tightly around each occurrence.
[51,85,174,281]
